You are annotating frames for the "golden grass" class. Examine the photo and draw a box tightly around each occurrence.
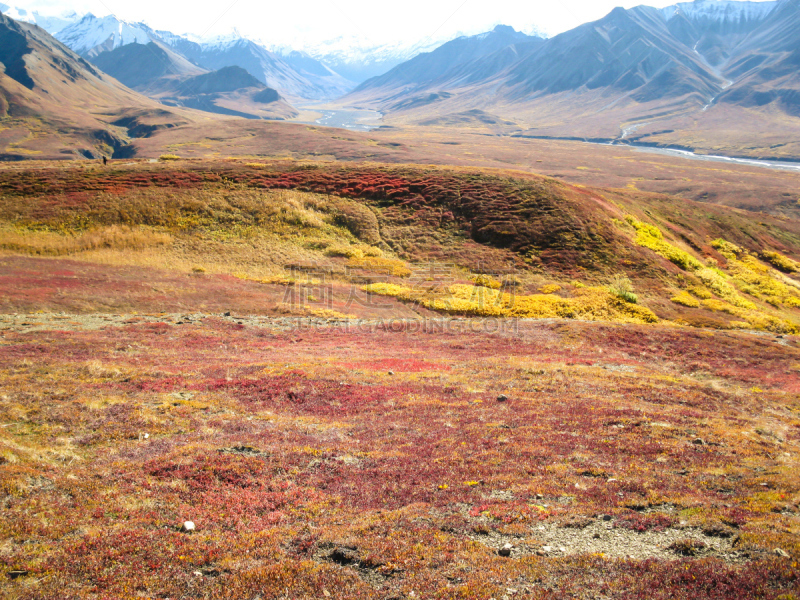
[0,224,172,256]
[347,255,412,277]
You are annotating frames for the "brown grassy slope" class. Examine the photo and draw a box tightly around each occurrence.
[0,15,222,160]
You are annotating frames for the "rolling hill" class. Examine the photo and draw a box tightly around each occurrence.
[89,41,205,90]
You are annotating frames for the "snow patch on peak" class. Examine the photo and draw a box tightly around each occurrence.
[55,13,154,55]
[661,0,779,23]
[0,4,80,34]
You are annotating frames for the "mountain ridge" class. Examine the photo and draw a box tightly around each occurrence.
[341,0,800,158]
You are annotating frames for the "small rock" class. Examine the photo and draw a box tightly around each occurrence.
[541,545,555,554]
[181,521,196,533]
[535,493,544,500]
[692,438,705,445]
[601,514,613,521]
[7,570,28,580]
[193,570,203,576]
[498,543,513,557]
[593,533,602,539]
[330,547,359,565]
[559,546,566,553]
[775,548,790,558]
[223,312,231,317]
[497,394,509,402]
[388,371,394,375]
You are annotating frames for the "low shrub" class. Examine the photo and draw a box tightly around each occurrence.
[626,216,703,272]
[364,282,658,323]
[608,274,638,304]
[672,291,700,308]
[539,283,562,294]
[762,250,800,273]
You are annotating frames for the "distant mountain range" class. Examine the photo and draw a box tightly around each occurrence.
[0,5,461,95]
[344,0,800,158]
[2,0,800,160]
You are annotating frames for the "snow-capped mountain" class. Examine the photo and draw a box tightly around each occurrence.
[0,3,78,33]
[55,13,155,57]
[272,35,448,84]
[176,35,354,100]
[661,0,779,23]
[7,10,354,99]
[154,32,355,100]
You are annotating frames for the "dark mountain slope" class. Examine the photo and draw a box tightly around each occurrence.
[90,41,204,89]
[717,0,800,114]
[354,25,541,94]
[157,66,296,120]
[176,65,263,95]
[500,7,722,102]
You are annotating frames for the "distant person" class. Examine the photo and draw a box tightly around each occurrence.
[102,156,108,166]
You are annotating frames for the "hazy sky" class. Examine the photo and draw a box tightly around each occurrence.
[5,0,779,45]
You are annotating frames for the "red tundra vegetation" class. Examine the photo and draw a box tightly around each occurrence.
[0,160,798,599]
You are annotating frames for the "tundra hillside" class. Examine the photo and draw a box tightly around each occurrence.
[0,159,798,599]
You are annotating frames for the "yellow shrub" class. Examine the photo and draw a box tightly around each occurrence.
[363,282,658,324]
[363,246,384,258]
[762,250,799,273]
[625,216,703,271]
[539,284,562,294]
[702,298,798,334]
[696,268,756,309]
[245,163,269,169]
[348,256,411,277]
[786,297,800,308]
[326,244,364,259]
[233,272,296,286]
[688,286,713,299]
[672,292,700,308]
[159,154,181,161]
[703,298,742,315]
[472,274,503,289]
[326,244,383,259]
[721,250,800,307]
[711,239,743,259]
